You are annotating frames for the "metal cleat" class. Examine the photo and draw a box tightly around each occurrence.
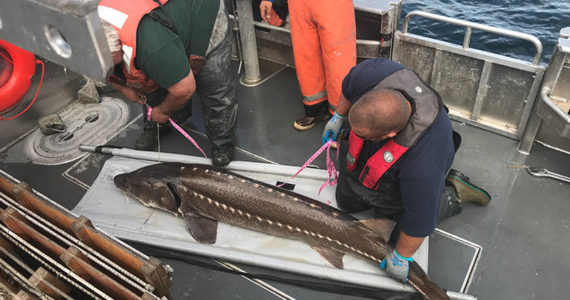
[37,114,66,136]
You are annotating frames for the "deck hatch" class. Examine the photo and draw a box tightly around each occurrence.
[17,97,130,165]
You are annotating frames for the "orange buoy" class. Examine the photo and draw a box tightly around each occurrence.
[0,40,36,112]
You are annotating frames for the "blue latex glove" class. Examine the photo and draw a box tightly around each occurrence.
[321,112,347,145]
[380,249,413,283]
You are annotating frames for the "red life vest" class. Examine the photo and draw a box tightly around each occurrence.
[345,69,442,190]
[346,131,409,189]
[98,0,169,93]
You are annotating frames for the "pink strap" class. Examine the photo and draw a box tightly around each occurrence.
[146,105,152,122]
[292,140,339,196]
[321,140,339,195]
[146,106,207,158]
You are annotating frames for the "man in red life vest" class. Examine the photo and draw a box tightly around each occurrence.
[98,0,236,166]
[331,58,491,282]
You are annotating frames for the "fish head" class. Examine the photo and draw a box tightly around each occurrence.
[113,164,182,213]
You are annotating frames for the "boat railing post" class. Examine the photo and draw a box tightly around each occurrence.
[235,0,261,86]
[463,27,472,49]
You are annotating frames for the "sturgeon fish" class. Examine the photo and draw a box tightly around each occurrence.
[114,163,449,300]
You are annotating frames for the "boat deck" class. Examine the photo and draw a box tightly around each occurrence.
[1,59,569,300]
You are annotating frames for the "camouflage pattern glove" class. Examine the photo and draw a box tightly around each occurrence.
[321,111,347,145]
[380,249,413,283]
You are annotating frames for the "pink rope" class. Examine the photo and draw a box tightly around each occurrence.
[146,106,207,158]
[291,139,339,196]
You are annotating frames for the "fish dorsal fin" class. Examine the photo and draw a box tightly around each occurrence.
[359,218,396,243]
[183,213,218,244]
[311,246,345,269]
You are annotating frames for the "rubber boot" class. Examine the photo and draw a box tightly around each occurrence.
[134,129,158,151]
[438,185,463,222]
[293,101,331,131]
[446,169,491,206]
[212,144,234,167]
[134,112,172,150]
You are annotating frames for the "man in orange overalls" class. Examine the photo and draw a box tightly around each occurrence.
[260,0,356,132]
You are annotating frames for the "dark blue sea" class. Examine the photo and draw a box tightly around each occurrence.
[401,0,570,64]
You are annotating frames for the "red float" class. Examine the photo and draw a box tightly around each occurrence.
[0,39,36,112]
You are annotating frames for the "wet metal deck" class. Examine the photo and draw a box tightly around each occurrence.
[1,60,569,299]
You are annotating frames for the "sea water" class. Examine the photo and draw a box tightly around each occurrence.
[401,0,570,64]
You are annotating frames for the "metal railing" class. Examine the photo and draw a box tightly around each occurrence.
[402,10,543,65]
[541,87,570,130]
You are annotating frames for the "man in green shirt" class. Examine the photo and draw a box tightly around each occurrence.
[99,0,236,166]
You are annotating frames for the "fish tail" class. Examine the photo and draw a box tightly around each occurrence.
[407,261,450,300]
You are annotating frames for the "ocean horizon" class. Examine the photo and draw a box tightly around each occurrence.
[401,0,570,64]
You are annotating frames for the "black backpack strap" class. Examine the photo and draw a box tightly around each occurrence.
[149,0,178,34]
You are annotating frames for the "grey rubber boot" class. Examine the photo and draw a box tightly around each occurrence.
[438,185,463,222]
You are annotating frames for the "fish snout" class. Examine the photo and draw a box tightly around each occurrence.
[113,174,128,190]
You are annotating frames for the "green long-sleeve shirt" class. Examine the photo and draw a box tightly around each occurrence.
[135,0,219,88]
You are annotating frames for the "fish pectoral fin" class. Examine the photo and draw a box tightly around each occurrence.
[310,246,345,269]
[359,218,396,243]
[183,213,218,244]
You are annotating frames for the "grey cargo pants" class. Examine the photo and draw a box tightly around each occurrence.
[144,4,237,150]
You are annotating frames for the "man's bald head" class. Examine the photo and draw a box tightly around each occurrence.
[348,89,411,139]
